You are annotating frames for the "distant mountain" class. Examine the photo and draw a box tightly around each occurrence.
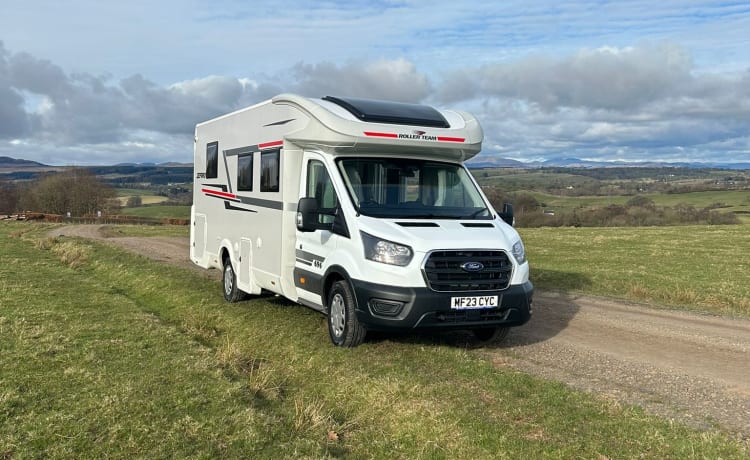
[468,156,750,170]
[3,154,747,171]
[466,158,530,168]
[114,162,156,166]
[0,156,48,168]
[113,161,190,167]
[533,157,750,170]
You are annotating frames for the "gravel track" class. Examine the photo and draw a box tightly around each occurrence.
[50,225,750,441]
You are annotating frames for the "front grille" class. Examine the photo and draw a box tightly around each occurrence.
[434,308,509,323]
[423,250,512,292]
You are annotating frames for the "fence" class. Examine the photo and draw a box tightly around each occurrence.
[1,213,189,226]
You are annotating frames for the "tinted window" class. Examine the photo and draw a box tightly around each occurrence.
[307,160,338,224]
[206,142,218,179]
[237,153,253,191]
[337,158,490,219]
[261,149,280,192]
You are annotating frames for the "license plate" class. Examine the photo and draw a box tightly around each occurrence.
[450,295,498,309]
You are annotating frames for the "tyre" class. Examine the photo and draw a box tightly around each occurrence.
[472,327,509,343]
[327,280,366,347]
[222,259,245,302]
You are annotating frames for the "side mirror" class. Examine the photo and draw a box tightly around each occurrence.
[296,197,320,232]
[499,203,515,226]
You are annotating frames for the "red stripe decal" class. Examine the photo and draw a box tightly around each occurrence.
[437,136,465,143]
[364,131,398,138]
[259,140,283,149]
[202,188,236,200]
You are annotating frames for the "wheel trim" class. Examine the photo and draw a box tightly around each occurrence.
[223,265,233,297]
[330,293,346,338]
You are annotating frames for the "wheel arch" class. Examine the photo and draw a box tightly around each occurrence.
[322,265,357,309]
[219,243,233,268]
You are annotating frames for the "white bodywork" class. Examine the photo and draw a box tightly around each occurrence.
[190,94,529,315]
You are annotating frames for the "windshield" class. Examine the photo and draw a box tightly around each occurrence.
[337,158,491,219]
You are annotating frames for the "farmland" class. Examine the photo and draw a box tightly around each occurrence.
[1,222,749,458]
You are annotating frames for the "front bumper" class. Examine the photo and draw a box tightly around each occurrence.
[350,279,533,331]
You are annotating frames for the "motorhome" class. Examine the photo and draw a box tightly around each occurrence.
[190,94,533,346]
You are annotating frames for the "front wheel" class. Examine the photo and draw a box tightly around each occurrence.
[328,280,366,347]
[222,259,245,302]
[472,327,509,344]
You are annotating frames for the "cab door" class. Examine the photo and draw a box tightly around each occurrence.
[294,153,342,308]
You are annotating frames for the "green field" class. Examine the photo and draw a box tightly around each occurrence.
[115,188,173,206]
[2,221,748,458]
[473,167,750,224]
[117,196,169,205]
[524,190,750,215]
[119,205,191,219]
[521,225,750,317]
[115,188,160,197]
[101,223,750,317]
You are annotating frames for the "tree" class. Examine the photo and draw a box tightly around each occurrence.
[26,169,116,216]
[126,195,143,207]
[0,180,20,214]
[626,195,656,209]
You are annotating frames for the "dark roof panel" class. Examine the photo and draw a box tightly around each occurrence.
[322,96,450,128]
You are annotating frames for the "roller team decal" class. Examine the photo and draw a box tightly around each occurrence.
[201,184,256,213]
[199,139,285,213]
[201,184,285,212]
[363,130,465,143]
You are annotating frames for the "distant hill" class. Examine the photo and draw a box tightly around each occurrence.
[0,157,192,185]
[467,156,750,170]
[466,158,529,168]
[0,156,48,168]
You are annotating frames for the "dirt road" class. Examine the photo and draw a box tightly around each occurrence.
[496,292,750,439]
[50,225,750,439]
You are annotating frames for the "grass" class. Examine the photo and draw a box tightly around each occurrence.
[1,221,748,458]
[117,195,169,205]
[524,190,750,215]
[521,225,750,316]
[100,224,189,238]
[115,188,156,196]
[119,205,191,219]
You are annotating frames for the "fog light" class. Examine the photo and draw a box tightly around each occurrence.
[369,298,405,317]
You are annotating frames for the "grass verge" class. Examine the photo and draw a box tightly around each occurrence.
[521,225,750,316]
[1,221,748,458]
[120,205,191,219]
[99,224,189,238]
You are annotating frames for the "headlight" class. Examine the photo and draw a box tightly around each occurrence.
[512,240,526,265]
[361,232,413,266]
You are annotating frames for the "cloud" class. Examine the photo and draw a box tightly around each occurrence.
[0,41,276,148]
[0,43,31,137]
[436,43,750,163]
[439,43,694,110]
[2,39,432,153]
[290,59,432,102]
[1,39,748,166]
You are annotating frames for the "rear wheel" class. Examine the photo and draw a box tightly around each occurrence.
[222,259,245,302]
[328,280,366,347]
[472,327,509,344]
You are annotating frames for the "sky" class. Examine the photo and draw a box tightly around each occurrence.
[1,0,749,166]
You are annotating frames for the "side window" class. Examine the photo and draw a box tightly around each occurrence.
[261,149,280,192]
[237,153,253,191]
[206,142,218,179]
[306,160,338,224]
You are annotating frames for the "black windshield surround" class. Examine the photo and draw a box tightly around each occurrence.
[337,158,491,220]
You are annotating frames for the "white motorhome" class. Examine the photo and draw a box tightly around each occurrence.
[190,94,533,346]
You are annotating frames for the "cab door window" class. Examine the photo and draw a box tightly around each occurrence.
[306,160,338,225]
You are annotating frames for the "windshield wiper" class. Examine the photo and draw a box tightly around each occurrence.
[464,208,490,219]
